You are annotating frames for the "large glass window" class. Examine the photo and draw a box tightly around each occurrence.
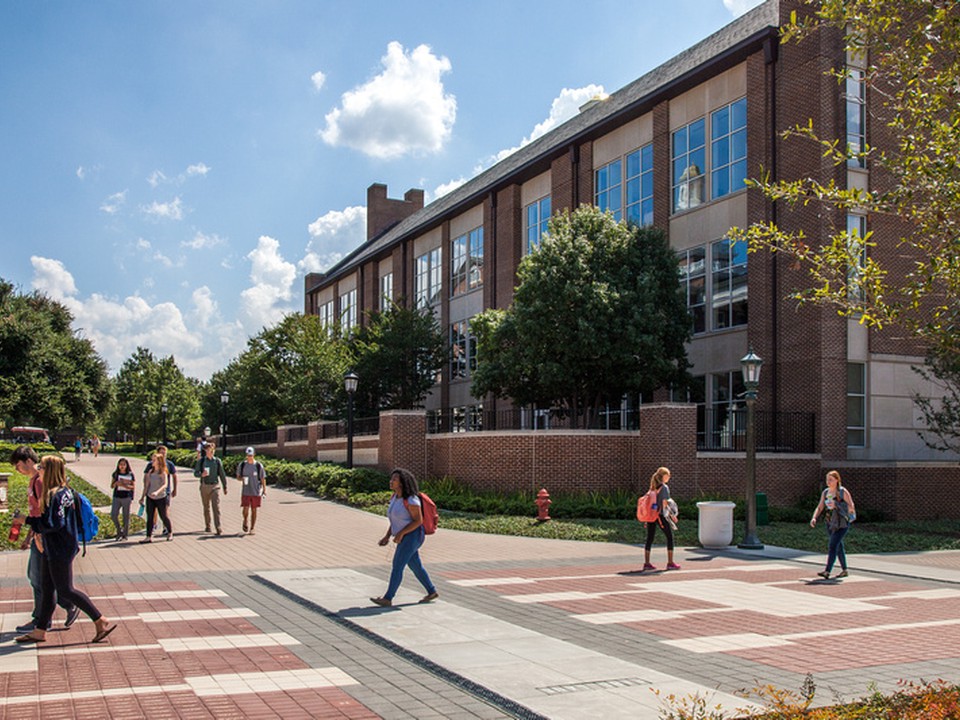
[847,362,866,447]
[379,272,393,312]
[451,227,483,296]
[525,196,551,253]
[595,159,622,220]
[672,118,705,211]
[318,300,334,331]
[678,247,707,334]
[415,247,442,308]
[625,144,654,227]
[450,319,477,380]
[846,69,866,168]
[711,98,747,199]
[711,238,748,330]
[339,289,357,333]
[710,371,746,449]
[846,214,866,301]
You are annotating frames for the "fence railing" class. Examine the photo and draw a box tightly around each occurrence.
[228,429,277,447]
[285,425,309,443]
[427,407,642,434]
[697,407,817,454]
[315,416,380,439]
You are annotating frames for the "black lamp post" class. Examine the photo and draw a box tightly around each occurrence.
[161,403,168,448]
[344,371,359,468]
[140,409,147,453]
[738,348,764,549]
[220,391,230,458]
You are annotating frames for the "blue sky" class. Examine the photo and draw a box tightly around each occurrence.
[0,0,765,380]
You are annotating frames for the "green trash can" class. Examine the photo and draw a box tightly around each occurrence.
[756,492,769,525]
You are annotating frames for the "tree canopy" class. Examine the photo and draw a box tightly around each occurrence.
[0,279,110,432]
[472,206,691,425]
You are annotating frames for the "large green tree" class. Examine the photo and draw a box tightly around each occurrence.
[472,206,691,426]
[108,347,202,444]
[348,302,446,417]
[204,313,351,430]
[0,279,110,432]
[734,0,960,448]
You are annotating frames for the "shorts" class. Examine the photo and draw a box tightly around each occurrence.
[241,495,262,508]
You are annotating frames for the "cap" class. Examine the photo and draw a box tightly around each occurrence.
[245,447,255,456]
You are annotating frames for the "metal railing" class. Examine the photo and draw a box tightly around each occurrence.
[285,425,309,443]
[228,429,277,447]
[315,416,380,439]
[427,407,642,434]
[697,407,817,454]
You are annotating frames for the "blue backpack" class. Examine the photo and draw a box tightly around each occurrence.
[71,490,100,555]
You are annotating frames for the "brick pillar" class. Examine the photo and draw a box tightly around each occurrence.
[276,425,289,452]
[637,404,698,497]
[378,410,427,478]
[308,421,320,460]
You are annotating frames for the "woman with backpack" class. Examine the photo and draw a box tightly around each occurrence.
[15,455,116,644]
[370,468,439,607]
[642,466,681,572]
[810,470,857,579]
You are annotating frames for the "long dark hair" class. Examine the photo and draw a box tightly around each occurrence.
[391,468,420,499]
[112,457,131,481]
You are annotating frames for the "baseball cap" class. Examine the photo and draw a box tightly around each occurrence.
[245,447,255,456]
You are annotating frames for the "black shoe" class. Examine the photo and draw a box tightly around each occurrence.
[817,570,830,579]
[216,528,222,536]
[15,620,36,633]
[64,606,81,628]
[139,537,153,544]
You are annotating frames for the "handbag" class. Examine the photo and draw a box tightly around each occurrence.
[835,488,855,524]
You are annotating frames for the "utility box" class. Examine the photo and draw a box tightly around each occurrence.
[756,492,769,525]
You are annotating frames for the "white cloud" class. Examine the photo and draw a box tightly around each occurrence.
[311,70,326,91]
[431,177,468,201]
[185,163,210,177]
[142,197,184,221]
[301,205,366,272]
[29,256,242,380]
[148,163,210,187]
[147,170,168,188]
[136,237,151,250]
[320,41,456,159]
[722,0,765,16]
[182,231,225,250]
[239,236,298,333]
[76,164,102,181]
[100,190,128,215]
[492,84,605,164]
[76,166,86,180]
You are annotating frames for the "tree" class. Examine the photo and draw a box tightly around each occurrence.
[349,302,446,417]
[472,206,691,426]
[0,279,110,432]
[205,313,351,430]
[108,347,202,444]
[733,0,960,449]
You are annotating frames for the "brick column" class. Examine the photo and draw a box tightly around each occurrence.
[637,404,698,496]
[378,410,427,478]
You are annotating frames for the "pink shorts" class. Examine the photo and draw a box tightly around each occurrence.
[241,495,262,508]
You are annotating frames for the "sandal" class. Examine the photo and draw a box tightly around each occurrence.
[91,625,117,643]
[15,633,45,644]
[817,570,830,579]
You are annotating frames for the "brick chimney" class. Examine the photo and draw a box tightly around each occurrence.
[366,183,424,242]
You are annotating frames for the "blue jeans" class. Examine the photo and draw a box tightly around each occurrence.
[28,541,73,621]
[826,525,849,573]
[385,527,435,601]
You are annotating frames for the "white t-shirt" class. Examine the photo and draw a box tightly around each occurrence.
[387,494,420,535]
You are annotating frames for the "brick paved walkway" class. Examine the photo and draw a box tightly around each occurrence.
[1,454,959,718]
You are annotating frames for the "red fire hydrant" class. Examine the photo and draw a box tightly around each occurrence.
[535,488,552,522]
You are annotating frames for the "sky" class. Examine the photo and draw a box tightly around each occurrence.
[0,0,766,381]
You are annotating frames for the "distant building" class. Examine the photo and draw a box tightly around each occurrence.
[304,0,959,469]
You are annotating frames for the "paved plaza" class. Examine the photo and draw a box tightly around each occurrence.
[2,454,959,718]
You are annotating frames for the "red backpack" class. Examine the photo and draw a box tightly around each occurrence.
[636,489,659,523]
[404,492,439,534]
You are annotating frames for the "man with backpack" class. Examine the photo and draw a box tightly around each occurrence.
[235,447,266,535]
[10,446,79,633]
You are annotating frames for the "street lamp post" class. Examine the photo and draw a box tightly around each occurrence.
[161,403,168,448]
[738,348,764,550]
[140,409,147,453]
[344,371,359,469]
[220,391,230,458]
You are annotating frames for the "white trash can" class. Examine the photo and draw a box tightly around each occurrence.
[697,501,735,548]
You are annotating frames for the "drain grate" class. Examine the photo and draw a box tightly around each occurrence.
[538,676,651,695]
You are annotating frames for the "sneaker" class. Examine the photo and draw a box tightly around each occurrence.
[666,562,682,571]
[215,528,222,536]
[370,597,392,607]
[64,606,81,629]
[204,526,212,533]
[419,592,439,604]
[139,537,153,544]
[642,563,657,571]
[836,569,849,578]
[15,621,36,633]
[817,570,830,579]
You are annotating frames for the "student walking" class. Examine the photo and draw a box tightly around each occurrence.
[139,453,173,543]
[9,446,78,633]
[642,466,681,572]
[370,468,438,607]
[194,442,227,534]
[15,455,116,644]
[110,458,135,540]
[236,447,266,535]
[810,470,857,579]
[143,445,178,538]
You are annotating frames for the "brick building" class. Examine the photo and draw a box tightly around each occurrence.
[303,0,960,508]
